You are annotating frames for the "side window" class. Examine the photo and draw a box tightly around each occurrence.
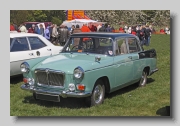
[116,38,127,55]
[10,37,29,52]
[28,37,46,50]
[127,38,140,53]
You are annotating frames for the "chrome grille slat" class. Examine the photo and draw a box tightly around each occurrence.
[36,71,48,85]
[35,69,64,87]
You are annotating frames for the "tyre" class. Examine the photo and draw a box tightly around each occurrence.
[33,92,38,101]
[85,80,105,107]
[139,69,147,87]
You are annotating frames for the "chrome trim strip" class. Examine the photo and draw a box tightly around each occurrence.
[21,84,92,98]
[85,64,114,72]
[37,84,64,89]
[149,68,158,76]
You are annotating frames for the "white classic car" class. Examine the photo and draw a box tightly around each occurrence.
[10,33,63,76]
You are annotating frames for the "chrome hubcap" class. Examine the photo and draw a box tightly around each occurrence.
[140,71,146,86]
[93,85,103,103]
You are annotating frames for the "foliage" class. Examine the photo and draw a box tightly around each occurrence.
[51,17,62,25]
[10,10,170,28]
[10,10,65,26]
[10,34,170,116]
[85,10,170,27]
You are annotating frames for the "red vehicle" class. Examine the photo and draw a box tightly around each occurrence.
[23,22,52,33]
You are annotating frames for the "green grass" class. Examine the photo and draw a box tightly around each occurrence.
[10,34,170,116]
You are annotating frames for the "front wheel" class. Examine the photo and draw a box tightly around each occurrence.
[85,80,105,107]
[139,70,147,87]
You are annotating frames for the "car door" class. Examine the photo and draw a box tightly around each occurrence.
[27,36,52,58]
[127,37,142,81]
[113,37,134,88]
[10,37,35,76]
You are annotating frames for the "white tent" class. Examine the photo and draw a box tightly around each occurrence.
[62,19,97,28]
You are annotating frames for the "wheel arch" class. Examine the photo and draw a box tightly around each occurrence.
[144,66,150,75]
[96,76,111,94]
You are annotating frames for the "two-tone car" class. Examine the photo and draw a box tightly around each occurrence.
[20,32,158,107]
[10,33,63,76]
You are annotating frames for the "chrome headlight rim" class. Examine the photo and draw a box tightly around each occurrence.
[68,83,75,91]
[20,62,30,73]
[73,66,84,79]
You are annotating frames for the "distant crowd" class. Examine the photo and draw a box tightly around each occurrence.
[10,22,170,46]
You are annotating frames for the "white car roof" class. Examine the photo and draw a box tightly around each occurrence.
[10,33,55,46]
[10,33,41,38]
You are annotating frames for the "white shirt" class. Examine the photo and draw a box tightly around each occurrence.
[19,25,27,33]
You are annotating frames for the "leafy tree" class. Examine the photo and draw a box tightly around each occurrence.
[51,17,62,25]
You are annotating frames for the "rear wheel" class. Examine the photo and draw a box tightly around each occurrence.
[139,70,147,87]
[85,80,105,107]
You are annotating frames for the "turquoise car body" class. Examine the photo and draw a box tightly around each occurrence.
[21,33,158,104]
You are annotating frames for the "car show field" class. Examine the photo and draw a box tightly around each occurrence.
[10,34,170,116]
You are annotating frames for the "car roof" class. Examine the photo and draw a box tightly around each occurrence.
[10,33,41,38]
[71,32,135,39]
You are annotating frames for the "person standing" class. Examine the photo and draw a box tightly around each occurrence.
[97,24,102,32]
[10,23,15,31]
[45,26,50,41]
[58,25,70,46]
[52,24,58,44]
[70,25,75,34]
[106,25,112,32]
[49,24,54,42]
[138,26,145,46]
[19,23,27,33]
[13,22,18,31]
[28,24,36,33]
[127,27,132,34]
[39,24,45,37]
[34,24,40,34]
[124,24,128,33]
[73,24,82,46]
[98,24,106,32]
[144,25,152,46]
[81,24,91,32]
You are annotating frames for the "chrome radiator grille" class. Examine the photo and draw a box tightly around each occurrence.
[35,69,65,87]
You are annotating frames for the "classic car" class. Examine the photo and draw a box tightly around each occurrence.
[20,32,158,107]
[10,33,63,76]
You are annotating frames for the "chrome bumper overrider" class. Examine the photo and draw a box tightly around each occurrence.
[149,68,158,76]
[21,84,91,99]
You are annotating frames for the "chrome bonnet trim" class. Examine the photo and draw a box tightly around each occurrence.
[34,68,65,74]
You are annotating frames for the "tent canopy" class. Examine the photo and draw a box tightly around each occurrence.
[62,19,98,28]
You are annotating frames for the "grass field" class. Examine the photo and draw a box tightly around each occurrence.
[10,34,170,116]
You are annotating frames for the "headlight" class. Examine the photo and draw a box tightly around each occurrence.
[20,62,30,73]
[74,66,84,79]
[68,83,75,91]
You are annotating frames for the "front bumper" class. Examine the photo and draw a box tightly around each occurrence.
[21,84,91,102]
[149,68,158,76]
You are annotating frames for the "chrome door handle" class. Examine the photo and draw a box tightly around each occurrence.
[29,53,33,56]
[47,49,51,51]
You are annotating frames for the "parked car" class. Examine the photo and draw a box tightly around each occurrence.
[20,32,158,107]
[10,33,63,76]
